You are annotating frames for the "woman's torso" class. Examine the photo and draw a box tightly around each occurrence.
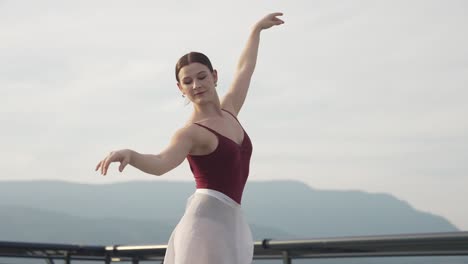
[185,109,253,204]
[188,109,246,156]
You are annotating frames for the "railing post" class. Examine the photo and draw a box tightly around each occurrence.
[132,257,139,264]
[65,252,71,264]
[105,253,111,264]
[282,251,291,264]
[45,256,55,264]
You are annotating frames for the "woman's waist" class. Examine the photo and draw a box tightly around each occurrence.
[195,188,241,209]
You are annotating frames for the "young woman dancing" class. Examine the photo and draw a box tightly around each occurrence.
[95,12,284,264]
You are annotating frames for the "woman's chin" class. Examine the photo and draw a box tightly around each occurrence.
[194,97,213,105]
[194,94,208,101]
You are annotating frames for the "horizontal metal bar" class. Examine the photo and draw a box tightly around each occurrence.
[0,231,467,261]
[257,231,468,252]
[255,250,468,259]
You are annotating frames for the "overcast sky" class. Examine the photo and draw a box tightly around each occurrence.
[1,0,467,230]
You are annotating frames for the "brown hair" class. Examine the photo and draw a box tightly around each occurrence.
[175,52,214,82]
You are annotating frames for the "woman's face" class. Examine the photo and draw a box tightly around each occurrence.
[177,62,218,104]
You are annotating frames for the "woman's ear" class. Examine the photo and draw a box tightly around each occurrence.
[212,69,218,84]
[177,82,184,94]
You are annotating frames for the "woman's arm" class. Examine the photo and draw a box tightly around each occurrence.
[96,127,193,176]
[221,12,284,115]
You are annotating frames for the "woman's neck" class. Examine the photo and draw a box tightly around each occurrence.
[190,100,223,123]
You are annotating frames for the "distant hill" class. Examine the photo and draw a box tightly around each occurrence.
[242,181,458,238]
[0,180,458,245]
[0,204,172,244]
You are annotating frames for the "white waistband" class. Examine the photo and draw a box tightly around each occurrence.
[195,189,240,208]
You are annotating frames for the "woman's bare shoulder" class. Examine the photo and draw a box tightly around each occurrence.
[174,123,197,139]
[175,122,214,155]
[175,122,207,143]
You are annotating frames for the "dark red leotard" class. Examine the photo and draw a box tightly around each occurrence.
[186,109,253,204]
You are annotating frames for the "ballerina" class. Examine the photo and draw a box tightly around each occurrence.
[95,12,284,264]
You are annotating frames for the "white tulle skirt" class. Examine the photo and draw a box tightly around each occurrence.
[163,189,254,264]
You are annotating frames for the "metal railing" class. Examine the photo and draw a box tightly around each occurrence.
[0,231,467,263]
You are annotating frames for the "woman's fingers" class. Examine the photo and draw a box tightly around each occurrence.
[103,156,112,175]
[257,12,284,30]
[96,151,124,176]
[119,158,129,172]
[271,13,284,25]
[273,18,284,25]
[101,158,107,175]
[270,12,283,17]
[95,161,102,171]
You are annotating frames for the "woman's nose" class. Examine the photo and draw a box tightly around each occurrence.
[192,80,201,89]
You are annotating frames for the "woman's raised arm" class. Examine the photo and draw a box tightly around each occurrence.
[221,12,284,115]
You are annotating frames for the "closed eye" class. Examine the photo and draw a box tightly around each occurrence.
[182,73,207,85]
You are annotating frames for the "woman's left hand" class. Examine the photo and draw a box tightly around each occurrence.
[255,12,284,31]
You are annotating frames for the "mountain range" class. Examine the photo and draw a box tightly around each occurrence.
[0,180,458,246]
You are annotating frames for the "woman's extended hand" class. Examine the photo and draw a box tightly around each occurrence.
[255,12,284,31]
[95,149,132,176]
